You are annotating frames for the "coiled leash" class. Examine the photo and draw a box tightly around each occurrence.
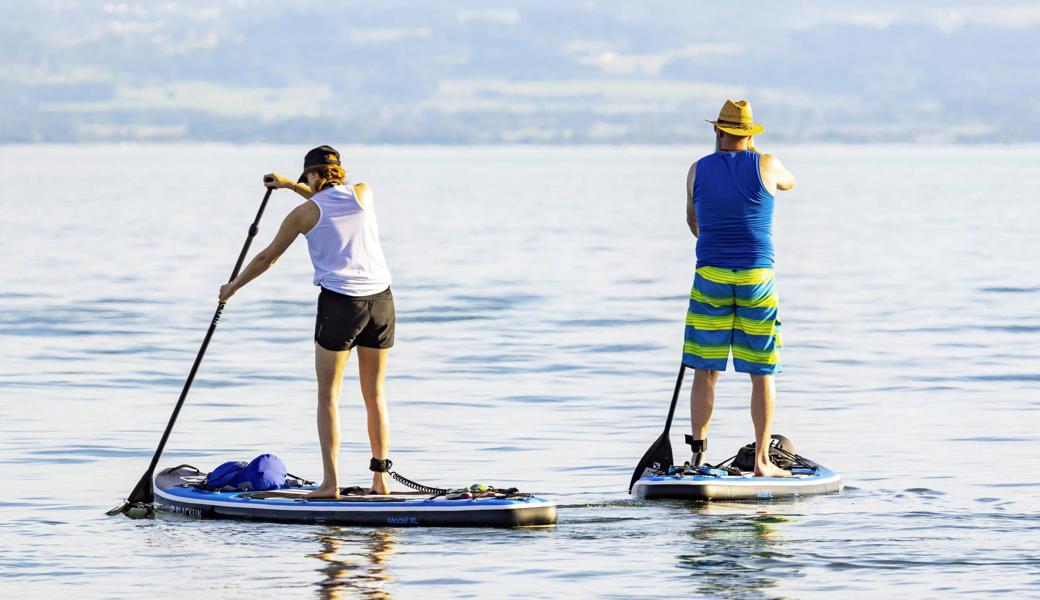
[370,458,448,496]
[368,458,527,499]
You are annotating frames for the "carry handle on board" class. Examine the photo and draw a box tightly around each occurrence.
[108,186,275,515]
[628,364,686,492]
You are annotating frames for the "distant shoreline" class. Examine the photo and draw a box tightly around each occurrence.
[4,140,1038,147]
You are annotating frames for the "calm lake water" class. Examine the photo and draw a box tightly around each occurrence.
[1,144,1039,598]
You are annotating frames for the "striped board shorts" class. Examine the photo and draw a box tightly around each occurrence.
[682,266,782,375]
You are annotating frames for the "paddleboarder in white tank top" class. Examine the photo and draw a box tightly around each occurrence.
[218,145,394,498]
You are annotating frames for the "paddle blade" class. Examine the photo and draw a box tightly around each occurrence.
[105,500,129,516]
[628,433,673,492]
[108,470,155,516]
[126,470,155,505]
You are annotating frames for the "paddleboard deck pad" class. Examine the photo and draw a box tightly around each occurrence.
[154,466,556,527]
[632,439,842,501]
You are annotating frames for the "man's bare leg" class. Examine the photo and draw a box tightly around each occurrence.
[306,343,350,499]
[690,368,720,464]
[750,374,791,477]
[357,346,391,495]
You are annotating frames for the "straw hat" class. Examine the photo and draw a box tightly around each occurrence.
[706,99,765,136]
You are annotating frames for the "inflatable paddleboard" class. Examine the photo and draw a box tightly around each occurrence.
[154,466,557,528]
[632,458,842,501]
[632,436,842,501]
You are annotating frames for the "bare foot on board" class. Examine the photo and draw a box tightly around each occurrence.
[754,461,792,478]
[370,472,390,495]
[304,483,341,500]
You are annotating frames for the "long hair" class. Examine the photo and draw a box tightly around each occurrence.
[309,164,347,192]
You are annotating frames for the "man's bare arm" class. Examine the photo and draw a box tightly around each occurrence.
[686,161,699,237]
[760,154,796,193]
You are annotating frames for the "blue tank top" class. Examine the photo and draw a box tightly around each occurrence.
[692,150,775,269]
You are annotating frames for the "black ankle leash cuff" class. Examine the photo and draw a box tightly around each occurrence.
[369,458,392,473]
[684,435,707,453]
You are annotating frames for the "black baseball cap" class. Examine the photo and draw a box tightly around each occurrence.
[297,145,342,183]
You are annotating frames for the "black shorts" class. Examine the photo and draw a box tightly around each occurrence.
[314,287,395,351]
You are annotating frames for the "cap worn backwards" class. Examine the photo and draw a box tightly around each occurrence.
[297,145,342,183]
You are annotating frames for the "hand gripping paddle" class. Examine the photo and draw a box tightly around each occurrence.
[628,364,686,492]
[108,186,274,516]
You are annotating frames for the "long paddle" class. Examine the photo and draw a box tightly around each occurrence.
[628,364,686,492]
[108,186,274,515]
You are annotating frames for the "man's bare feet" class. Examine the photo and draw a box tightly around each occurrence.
[370,472,390,495]
[304,483,341,500]
[754,460,792,478]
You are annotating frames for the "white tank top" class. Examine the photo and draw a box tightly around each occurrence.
[305,184,392,297]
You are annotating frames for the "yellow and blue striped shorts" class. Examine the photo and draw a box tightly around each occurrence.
[682,266,782,375]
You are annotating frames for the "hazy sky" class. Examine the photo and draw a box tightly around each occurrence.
[3,1,1038,143]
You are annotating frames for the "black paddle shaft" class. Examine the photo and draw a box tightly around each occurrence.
[123,187,274,506]
[628,364,686,492]
[660,363,686,437]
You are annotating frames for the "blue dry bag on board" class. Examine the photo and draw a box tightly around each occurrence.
[203,460,248,489]
[201,454,289,491]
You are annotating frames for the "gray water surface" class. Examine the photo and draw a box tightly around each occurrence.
[1,144,1039,598]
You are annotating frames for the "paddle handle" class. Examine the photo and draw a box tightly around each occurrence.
[127,187,274,504]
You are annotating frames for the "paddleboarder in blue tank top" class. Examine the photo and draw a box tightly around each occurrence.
[217,146,394,499]
[684,100,797,477]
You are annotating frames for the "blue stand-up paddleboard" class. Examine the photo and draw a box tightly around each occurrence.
[631,436,842,501]
[154,465,557,527]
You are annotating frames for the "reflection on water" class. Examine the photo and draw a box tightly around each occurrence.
[311,529,397,600]
[677,502,792,598]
